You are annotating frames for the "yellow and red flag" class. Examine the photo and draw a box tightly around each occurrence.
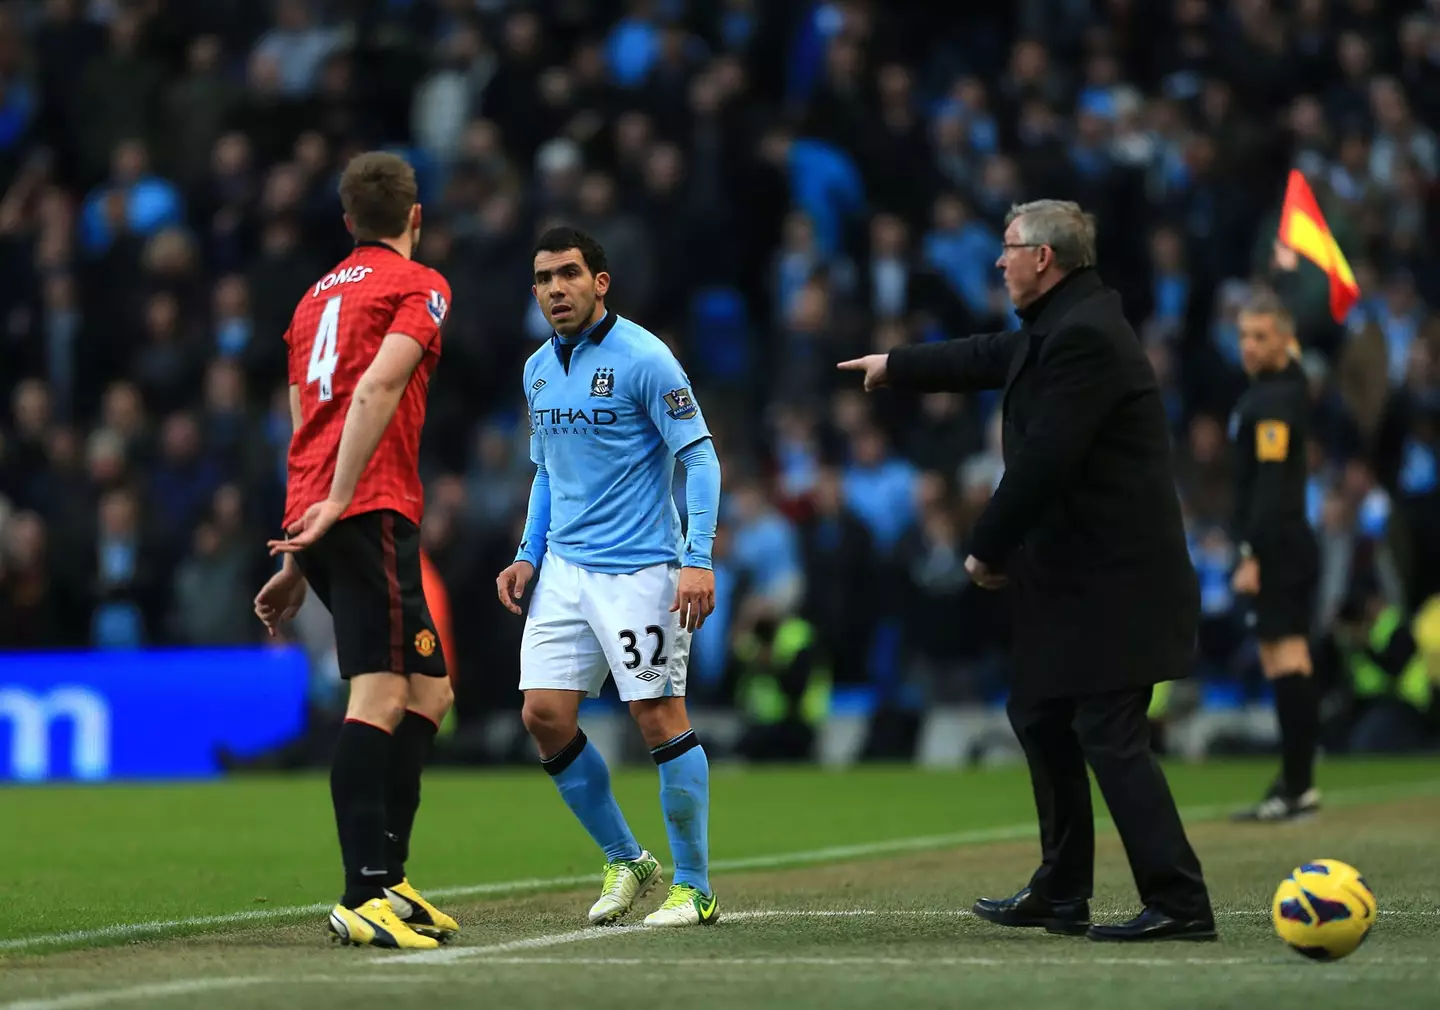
[1278,169,1360,323]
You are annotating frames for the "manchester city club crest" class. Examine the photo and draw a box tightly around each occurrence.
[591,367,615,397]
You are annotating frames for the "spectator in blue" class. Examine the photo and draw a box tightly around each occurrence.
[250,0,342,98]
[1375,271,1427,387]
[688,522,740,694]
[726,474,804,615]
[148,411,222,541]
[934,76,998,159]
[91,486,153,648]
[759,125,864,261]
[1069,104,1115,184]
[605,0,661,88]
[841,426,918,557]
[1146,224,1192,342]
[772,211,823,328]
[923,192,1006,328]
[0,73,34,162]
[79,140,182,257]
[784,1,849,108]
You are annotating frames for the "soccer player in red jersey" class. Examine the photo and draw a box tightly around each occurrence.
[252,152,457,950]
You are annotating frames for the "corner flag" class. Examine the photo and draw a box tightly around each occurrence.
[1278,169,1360,323]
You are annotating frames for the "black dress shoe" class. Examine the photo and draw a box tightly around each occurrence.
[1087,907,1217,943]
[971,887,1091,936]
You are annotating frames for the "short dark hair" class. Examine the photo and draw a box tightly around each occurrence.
[338,152,417,241]
[533,226,608,276]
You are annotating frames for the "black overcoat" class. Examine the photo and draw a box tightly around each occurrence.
[886,268,1199,702]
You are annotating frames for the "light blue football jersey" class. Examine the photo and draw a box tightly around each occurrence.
[521,312,712,574]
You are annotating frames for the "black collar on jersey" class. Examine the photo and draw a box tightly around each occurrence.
[574,309,616,344]
[354,239,405,257]
[551,309,616,349]
[550,310,616,373]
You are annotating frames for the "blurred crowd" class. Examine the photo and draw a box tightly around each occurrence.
[0,0,1438,743]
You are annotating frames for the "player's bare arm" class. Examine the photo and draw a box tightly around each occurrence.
[288,382,303,432]
[254,384,313,631]
[271,332,424,554]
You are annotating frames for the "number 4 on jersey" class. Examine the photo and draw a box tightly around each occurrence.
[308,295,342,401]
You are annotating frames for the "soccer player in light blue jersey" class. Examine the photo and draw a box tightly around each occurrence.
[495,227,721,927]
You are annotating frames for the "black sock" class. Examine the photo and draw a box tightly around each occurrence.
[1273,673,1318,796]
[331,719,393,908]
[385,710,438,886]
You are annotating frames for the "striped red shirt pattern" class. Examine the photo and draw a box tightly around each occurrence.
[282,243,450,529]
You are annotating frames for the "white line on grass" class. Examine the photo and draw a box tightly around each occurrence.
[390,909,797,965]
[5,909,1435,1010]
[0,975,444,1010]
[387,923,650,965]
[2,979,267,1010]
[472,954,1440,968]
[386,908,1438,967]
[8,953,1424,1010]
[5,777,1438,954]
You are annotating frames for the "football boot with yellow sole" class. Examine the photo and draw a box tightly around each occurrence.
[385,879,460,940]
[327,897,439,949]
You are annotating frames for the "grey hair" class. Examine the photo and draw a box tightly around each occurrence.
[1005,199,1097,271]
[1239,287,1296,334]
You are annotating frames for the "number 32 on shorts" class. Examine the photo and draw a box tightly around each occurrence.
[619,626,666,669]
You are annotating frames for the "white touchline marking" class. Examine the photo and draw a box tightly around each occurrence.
[0,976,437,1010]
[388,908,1438,967]
[5,909,1435,1009]
[1,978,266,1010]
[464,955,1439,969]
[388,923,649,965]
[4,777,1438,953]
[385,904,1437,965]
[390,911,800,965]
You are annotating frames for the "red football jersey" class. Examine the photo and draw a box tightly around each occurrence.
[282,243,450,529]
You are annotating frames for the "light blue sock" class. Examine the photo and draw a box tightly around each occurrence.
[654,730,710,895]
[544,731,641,863]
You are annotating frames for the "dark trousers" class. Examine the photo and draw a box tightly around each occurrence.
[1008,685,1212,920]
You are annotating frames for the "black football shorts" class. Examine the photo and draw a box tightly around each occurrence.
[294,509,447,680]
[1250,535,1319,642]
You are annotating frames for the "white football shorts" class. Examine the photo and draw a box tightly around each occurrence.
[519,550,691,701]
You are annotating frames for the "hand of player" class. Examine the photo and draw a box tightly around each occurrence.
[1272,238,1299,272]
[253,563,307,637]
[268,499,347,555]
[672,566,716,632]
[836,353,890,392]
[1232,557,1261,595]
[496,561,535,616]
[965,554,1008,590]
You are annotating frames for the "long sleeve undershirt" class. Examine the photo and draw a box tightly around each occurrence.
[514,436,721,570]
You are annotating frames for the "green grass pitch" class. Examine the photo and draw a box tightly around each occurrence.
[3,758,1439,1009]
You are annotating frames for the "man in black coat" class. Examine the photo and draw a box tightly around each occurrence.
[839,199,1215,943]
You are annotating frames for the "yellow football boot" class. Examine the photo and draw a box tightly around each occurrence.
[327,897,439,949]
[385,879,460,940]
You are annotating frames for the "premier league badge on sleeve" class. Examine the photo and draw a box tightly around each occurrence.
[426,289,449,325]
[663,386,698,420]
